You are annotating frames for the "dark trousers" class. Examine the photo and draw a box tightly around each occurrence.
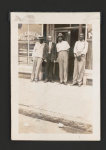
[45,60,54,80]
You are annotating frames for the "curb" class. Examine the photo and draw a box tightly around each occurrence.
[19,104,92,133]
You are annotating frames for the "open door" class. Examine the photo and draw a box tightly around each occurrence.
[69,29,79,80]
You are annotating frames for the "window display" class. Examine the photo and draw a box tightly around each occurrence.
[18,24,43,64]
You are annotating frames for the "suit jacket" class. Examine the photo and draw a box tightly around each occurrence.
[43,42,57,62]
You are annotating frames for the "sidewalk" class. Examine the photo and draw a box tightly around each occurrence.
[19,78,93,133]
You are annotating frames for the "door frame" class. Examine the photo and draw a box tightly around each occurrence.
[54,29,71,45]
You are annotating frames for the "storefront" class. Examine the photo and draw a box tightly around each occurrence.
[18,24,92,83]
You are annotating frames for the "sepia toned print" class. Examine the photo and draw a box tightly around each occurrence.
[11,12,100,141]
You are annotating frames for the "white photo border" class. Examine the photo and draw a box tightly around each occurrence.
[11,12,100,141]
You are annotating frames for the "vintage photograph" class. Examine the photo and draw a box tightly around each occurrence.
[11,12,100,140]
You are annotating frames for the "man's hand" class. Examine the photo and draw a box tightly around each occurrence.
[77,55,81,61]
[81,54,85,57]
[44,59,47,62]
[74,53,77,57]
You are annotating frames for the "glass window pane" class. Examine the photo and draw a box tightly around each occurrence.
[29,24,43,37]
[18,24,28,64]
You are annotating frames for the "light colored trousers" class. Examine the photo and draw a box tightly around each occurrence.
[31,57,43,81]
[58,51,68,83]
[73,56,86,85]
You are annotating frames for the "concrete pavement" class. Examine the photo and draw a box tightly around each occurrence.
[19,78,93,133]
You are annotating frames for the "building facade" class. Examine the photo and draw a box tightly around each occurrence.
[18,24,92,83]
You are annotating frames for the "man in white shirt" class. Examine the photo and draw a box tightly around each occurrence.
[72,33,88,87]
[31,36,46,82]
[56,33,70,85]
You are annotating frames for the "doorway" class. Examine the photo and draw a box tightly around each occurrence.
[55,28,79,81]
[69,29,79,80]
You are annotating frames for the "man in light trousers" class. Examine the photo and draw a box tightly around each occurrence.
[31,36,47,82]
[56,33,70,85]
[72,33,88,87]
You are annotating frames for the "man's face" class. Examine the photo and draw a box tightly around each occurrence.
[48,36,52,42]
[58,36,63,42]
[79,34,84,41]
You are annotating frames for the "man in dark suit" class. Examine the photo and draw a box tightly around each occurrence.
[44,36,57,82]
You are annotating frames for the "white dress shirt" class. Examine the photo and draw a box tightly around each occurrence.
[56,41,70,52]
[74,40,88,55]
[32,42,45,58]
[48,42,52,53]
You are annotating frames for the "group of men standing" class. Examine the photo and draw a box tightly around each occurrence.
[31,32,88,87]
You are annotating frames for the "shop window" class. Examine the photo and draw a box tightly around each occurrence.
[18,24,28,64]
[18,24,43,65]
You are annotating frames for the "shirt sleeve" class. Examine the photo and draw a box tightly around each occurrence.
[73,41,78,54]
[81,41,88,55]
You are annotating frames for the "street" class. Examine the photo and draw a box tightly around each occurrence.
[19,114,90,134]
[19,78,93,124]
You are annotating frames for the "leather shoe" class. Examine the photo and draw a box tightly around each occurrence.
[64,82,67,85]
[70,82,77,86]
[60,81,63,84]
[44,79,49,83]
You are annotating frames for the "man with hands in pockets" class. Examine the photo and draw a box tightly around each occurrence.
[72,33,88,87]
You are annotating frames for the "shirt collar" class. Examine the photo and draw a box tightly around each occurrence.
[79,40,85,42]
[58,40,63,43]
